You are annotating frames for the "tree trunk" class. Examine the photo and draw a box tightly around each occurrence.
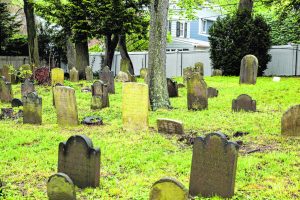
[23,0,39,69]
[147,0,170,110]
[119,34,134,75]
[67,36,76,70]
[103,34,119,70]
[75,39,89,79]
[238,0,253,14]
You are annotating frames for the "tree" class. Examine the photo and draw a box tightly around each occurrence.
[147,0,171,110]
[23,0,40,68]
[0,2,21,55]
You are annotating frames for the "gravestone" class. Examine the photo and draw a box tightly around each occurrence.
[194,62,204,76]
[187,73,208,110]
[157,118,184,135]
[21,79,35,98]
[167,78,178,98]
[85,66,93,81]
[91,81,109,109]
[53,86,79,126]
[122,83,149,131]
[189,132,239,198]
[207,87,218,98]
[115,71,130,82]
[1,64,15,83]
[11,98,23,107]
[51,68,64,86]
[212,69,222,76]
[70,67,79,82]
[150,178,188,200]
[99,66,115,94]
[140,68,148,79]
[183,65,203,82]
[281,105,300,136]
[22,92,42,124]
[232,94,256,112]
[0,76,13,103]
[58,135,100,188]
[47,173,76,200]
[239,54,258,84]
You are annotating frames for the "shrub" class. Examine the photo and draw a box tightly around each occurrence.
[209,11,272,76]
[34,67,50,85]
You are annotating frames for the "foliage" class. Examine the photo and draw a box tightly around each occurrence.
[34,67,50,85]
[8,64,32,81]
[3,34,28,56]
[0,77,299,199]
[0,2,21,54]
[89,44,103,53]
[209,11,272,75]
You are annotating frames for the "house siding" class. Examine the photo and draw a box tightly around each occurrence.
[190,20,209,42]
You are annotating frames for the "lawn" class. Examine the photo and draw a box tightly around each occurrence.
[0,76,299,199]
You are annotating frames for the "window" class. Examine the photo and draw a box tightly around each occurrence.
[168,20,172,33]
[176,21,186,37]
[200,18,214,34]
[180,23,184,36]
[201,19,207,33]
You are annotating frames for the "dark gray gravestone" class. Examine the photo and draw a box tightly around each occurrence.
[91,81,109,109]
[281,105,300,136]
[212,69,222,76]
[232,94,256,112]
[85,66,93,81]
[11,98,23,107]
[58,135,100,188]
[21,79,35,98]
[150,177,188,200]
[47,173,76,200]
[22,92,42,124]
[99,66,115,94]
[0,76,13,103]
[207,87,218,98]
[167,78,178,98]
[187,73,207,110]
[189,132,239,198]
[157,118,184,135]
[239,55,258,84]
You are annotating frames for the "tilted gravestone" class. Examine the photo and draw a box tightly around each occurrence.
[189,132,239,198]
[167,78,178,98]
[232,94,256,112]
[70,67,79,82]
[183,63,204,83]
[47,173,76,200]
[122,83,149,131]
[140,68,148,79]
[22,92,42,124]
[150,177,188,200]
[85,66,93,81]
[21,79,35,98]
[194,62,204,76]
[207,87,218,98]
[91,81,109,109]
[51,68,64,86]
[99,66,115,94]
[58,135,100,188]
[239,54,258,84]
[157,118,184,135]
[187,73,208,110]
[53,86,79,126]
[212,69,222,76]
[0,76,13,103]
[281,105,300,136]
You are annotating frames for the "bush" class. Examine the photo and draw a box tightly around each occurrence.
[208,11,272,76]
[34,67,50,85]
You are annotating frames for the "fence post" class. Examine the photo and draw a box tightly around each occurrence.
[295,44,299,76]
[181,52,183,76]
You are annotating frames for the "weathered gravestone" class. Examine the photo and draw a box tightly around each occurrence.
[239,54,258,84]
[22,92,42,124]
[99,66,115,94]
[232,94,256,112]
[51,68,64,86]
[70,67,79,82]
[281,105,300,136]
[47,173,76,200]
[53,86,79,126]
[21,79,35,98]
[1,64,15,83]
[140,68,148,79]
[91,81,109,109]
[150,177,188,200]
[58,135,100,188]
[194,62,204,76]
[183,64,204,82]
[187,73,208,110]
[207,87,218,98]
[0,76,13,103]
[157,118,184,135]
[85,66,93,81]
[212,69,222,76]
[189,132,239,198]
[122,83,149,131]
[167,78,178,98]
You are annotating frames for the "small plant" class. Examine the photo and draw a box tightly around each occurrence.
[18,64,32,80]
[34,67,50,85]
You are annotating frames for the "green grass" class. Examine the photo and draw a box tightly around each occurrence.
[0,76,299,199]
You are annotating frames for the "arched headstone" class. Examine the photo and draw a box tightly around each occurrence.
[85,66,93,81]
[232,94,256,112]
[47,173,76,200]
[187,73,207,110]
[281,105,300,136]
[21,79,35,98]
[70,67,79,82]
[140,68,148,79]
[239,55,258,84]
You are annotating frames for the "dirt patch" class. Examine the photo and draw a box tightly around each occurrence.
[240,142,280,155]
